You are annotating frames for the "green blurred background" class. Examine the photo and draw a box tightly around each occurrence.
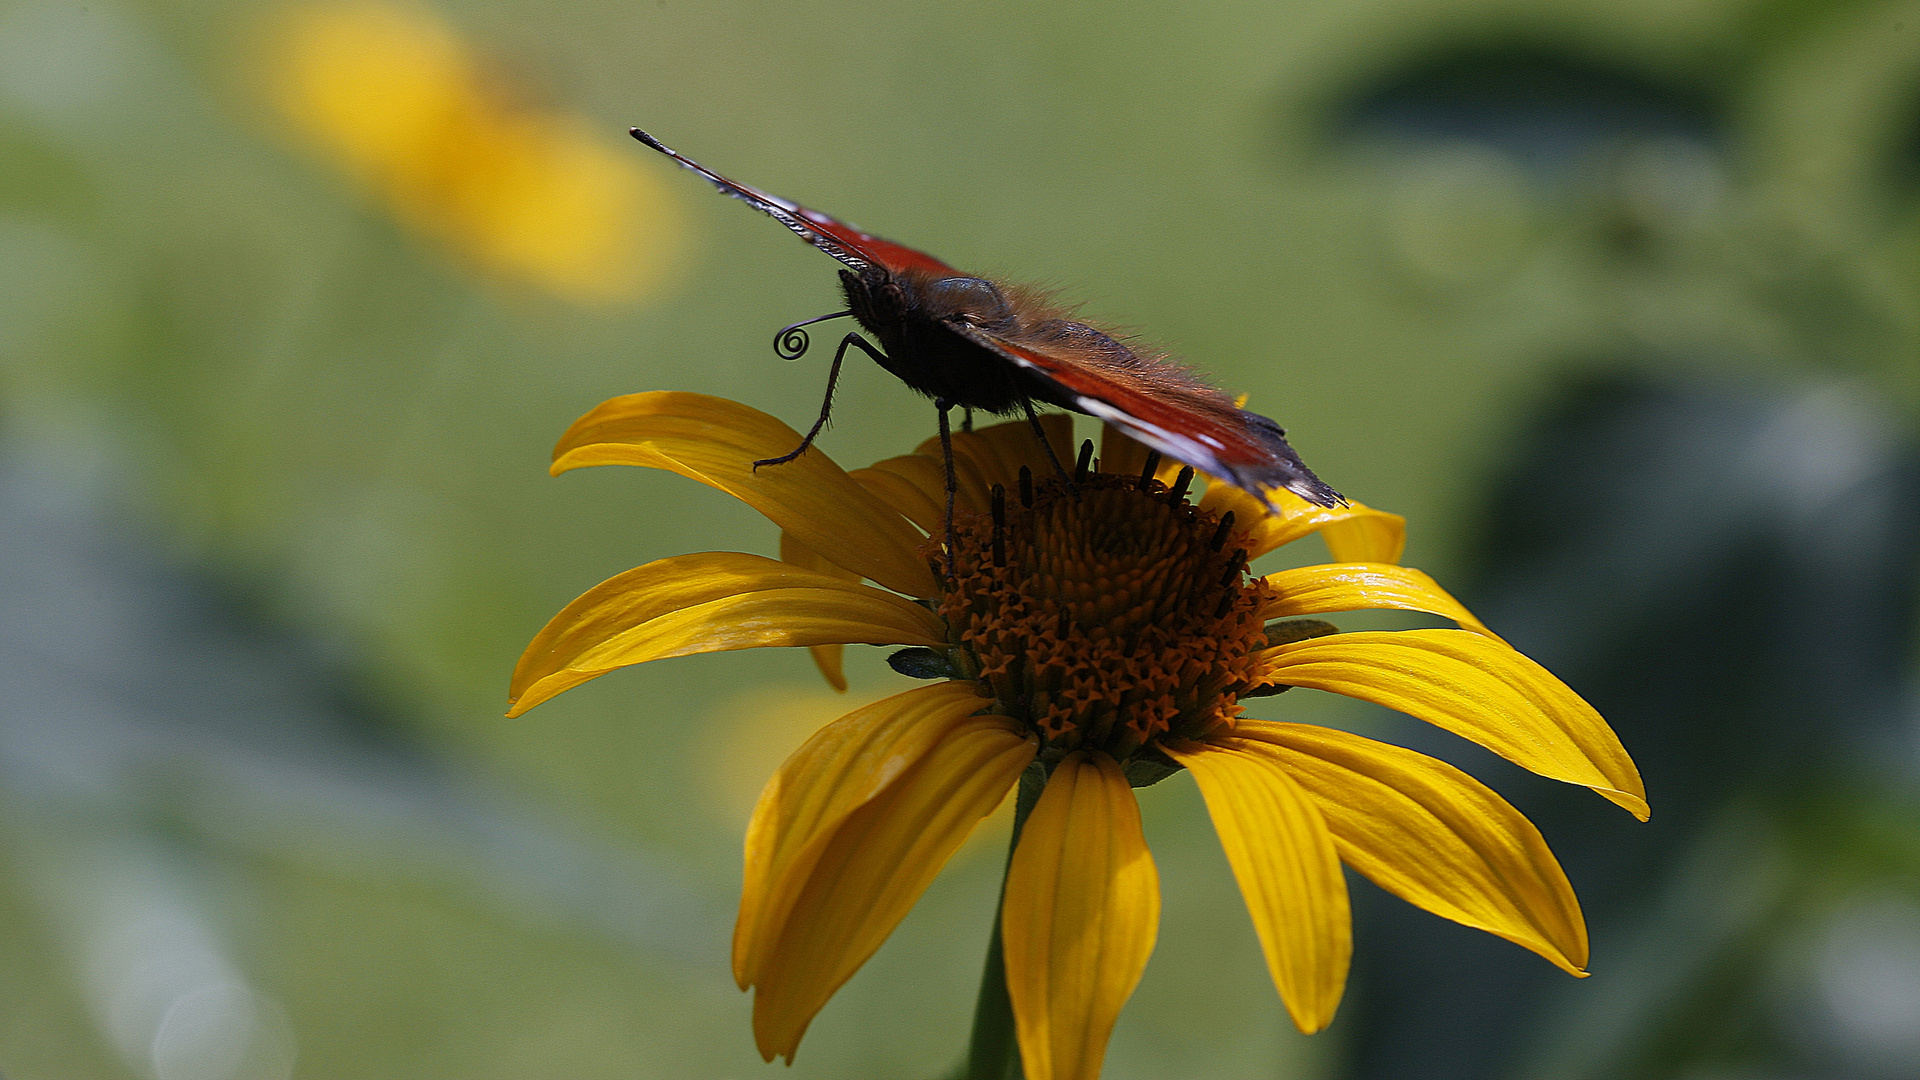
[3,0,1918,1077]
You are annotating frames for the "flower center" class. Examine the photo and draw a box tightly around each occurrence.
[936,467,1269,762]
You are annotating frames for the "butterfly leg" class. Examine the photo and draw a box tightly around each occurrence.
[936,397,958,581]
[962,406,974,433]
[752,333,888,470]
[1019,397,1077,491]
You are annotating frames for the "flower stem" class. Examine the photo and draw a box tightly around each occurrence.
[963,760,1047,1080]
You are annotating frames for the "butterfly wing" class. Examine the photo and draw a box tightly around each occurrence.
[631,129,1338,508]
[949,321,1344,509]
[631,129,960,278]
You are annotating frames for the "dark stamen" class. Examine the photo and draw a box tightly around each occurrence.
[1210,511,1236,552]
[1018,466,1034,508]
[1137,451,1162,491]
[1220,547,1247,587]
[1074,440,1095,481]
[1056,608,1071,639]
[990,484,1007,567]
[1167,466,1194,504]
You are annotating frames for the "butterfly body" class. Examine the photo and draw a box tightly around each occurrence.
[839,267,1042,414]
[632,129,1343,510]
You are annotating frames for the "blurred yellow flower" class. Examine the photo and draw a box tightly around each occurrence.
[262,0,684,304]
[507,393,1647,1078]
[701,683,870,828]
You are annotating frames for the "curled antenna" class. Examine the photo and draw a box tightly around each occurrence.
[772,310,855,361]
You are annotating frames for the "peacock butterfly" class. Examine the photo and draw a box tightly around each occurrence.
[630,128,1343,514]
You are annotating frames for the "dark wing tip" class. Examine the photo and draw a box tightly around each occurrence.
[1236,409,1345,509]
[1290,476,1348,508]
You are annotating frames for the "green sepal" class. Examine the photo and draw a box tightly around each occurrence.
[1244,619,1341,697]
[1123,749,1184,788]
[1262,618,1341,646]
[888,646,961,680]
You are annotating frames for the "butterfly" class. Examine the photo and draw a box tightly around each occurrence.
[630,128,1343,518]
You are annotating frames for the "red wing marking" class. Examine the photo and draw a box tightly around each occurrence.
[630,129,960,278]
[951,323,1345,508]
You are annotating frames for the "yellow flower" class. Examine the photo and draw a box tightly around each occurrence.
[508,392,1647,1078]
[260,0,685,304]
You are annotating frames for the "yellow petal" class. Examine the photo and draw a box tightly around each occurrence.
[733,682,991,991]
[1255,630,1648,819]
[1003,752,1159,1080]
[1224,721,1588,975]
[912,432,989,512]
[1162,739,1349,1033]
[1099,423,1151,480]
[550,392,937,597]
[781,531,857,692]
[806,642,847,694]
[749,714,1035,1062]
[507,552,941,715]
[1315,505,1406,564]
[850,455,947,534]
[916,413,1076,505]
[1201,483,1407,564]
[1262,562,1501,640]
[972,413,1077,488]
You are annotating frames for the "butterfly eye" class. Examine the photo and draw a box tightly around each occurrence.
[926,276,1012,326]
